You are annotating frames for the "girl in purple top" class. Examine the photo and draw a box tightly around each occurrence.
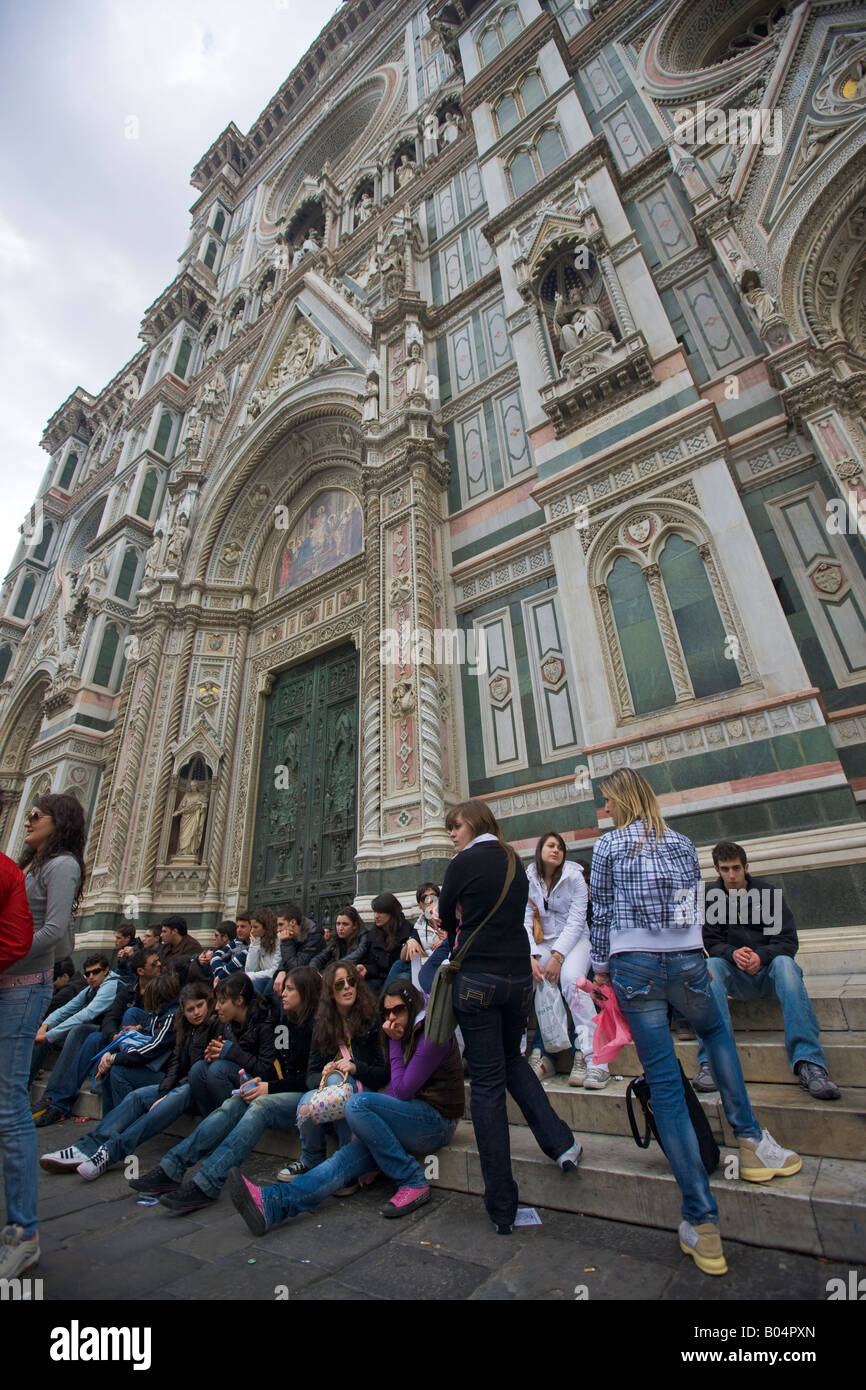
[227,981,465,1234]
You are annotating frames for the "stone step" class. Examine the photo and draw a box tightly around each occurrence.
[430,1122,866,1262]
[489,1077,866,1162]
[613,1032,866,1086]
[724,976,866,1032]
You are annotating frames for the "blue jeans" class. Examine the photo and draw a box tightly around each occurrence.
[696,954,826,1073]
[43,1023,101,1114]
[77,1083,195,1165]
[104,1060,167,1113]
[45,1030,105,1116]
[258,1092,457,1226]
[418,941,450,995]
[453,970,574,1228]
[161,1090,303,1197]
[187,1058,241,1116]
[0,975,52,1235]
[610,950,761,1226]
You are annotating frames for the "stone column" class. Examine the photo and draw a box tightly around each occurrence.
[357,486,383,851]
[643,563,692,702]
[140,616,199,892]
[594,582,635,719]
[206,614,253,900]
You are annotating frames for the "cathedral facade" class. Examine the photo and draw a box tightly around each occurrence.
[2,0,866,941]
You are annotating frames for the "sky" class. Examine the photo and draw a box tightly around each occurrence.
[0,0,345,579]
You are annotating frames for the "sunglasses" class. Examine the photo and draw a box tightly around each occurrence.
[382,1004,408,1018]
[333,978,356,992]
[84,967,104,978]
[421,894,437,903]
[26,809,47,823]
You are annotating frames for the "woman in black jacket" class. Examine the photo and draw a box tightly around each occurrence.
[437,800,580,1234]
[132,968,325,1212]
[352,894,421,995]
[187,973,276,1115]
[309,907,368,973]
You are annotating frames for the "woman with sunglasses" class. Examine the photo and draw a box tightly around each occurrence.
[276,960,387,1183]
[228,980,464,1234]
[0,793,86,1282]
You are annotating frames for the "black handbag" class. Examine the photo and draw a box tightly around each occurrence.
[625,1061,720,1175]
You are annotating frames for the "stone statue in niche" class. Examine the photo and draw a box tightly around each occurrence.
[740,269,791,347]
[441,109,462,144]
[291,228,321,268]
[356,190,374,223]
[553,291,609,352]
[163,515,190,576]
[362,355,380,423]
[140,531,164,590]
[405,337,428,399]
[170,779,209,860]
[422,112,440,160]
[396,154,417,188]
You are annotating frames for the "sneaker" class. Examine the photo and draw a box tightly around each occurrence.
[528,1049,555,1081]
[77,1147,112,1181]
[158,1180,219,1214]
[227,1167,269,1237]
[333,1182,360,1197]
[568,1053,588,1087]
[796,1061,841,1101]
[276,1159,311,1183]
[556,1140,583,1174]
[692,1062,718,1093]
[679,1220,727,1276]
[582,1065,610,1090]
[381,1185,431,1219]
[40,1145,89,1173]
[0,1225,40,1280]
[738,1129,802,1182]
[128,1165,180,1195]
[34,1105,66,1128]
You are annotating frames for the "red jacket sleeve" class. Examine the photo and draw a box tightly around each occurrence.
[0,854,35,974]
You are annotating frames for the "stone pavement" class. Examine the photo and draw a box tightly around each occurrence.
[32,1125,860,1303]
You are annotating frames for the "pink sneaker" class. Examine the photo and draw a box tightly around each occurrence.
[227,1167,268,1236]
[381,1185,431,1219]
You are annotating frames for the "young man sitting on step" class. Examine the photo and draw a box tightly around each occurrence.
[693,840,840,1102]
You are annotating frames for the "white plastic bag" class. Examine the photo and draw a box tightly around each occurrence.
[410,955,426,991]
[534,978,571,1052]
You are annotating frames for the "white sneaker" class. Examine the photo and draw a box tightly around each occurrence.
[528,1049,555,1081]
[556,1140,583,1173]
[0,1225,39,1279]
[738,1129,802,1182]
[568,1052,588,1087]
[77,1146,112,1181]
[582,1065,610,1090]
[40,1145,89,1173]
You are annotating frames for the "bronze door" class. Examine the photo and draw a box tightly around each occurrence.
[248,643,358,930]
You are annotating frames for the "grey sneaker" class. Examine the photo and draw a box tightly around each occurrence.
[692,1062,718,1093]
[796,1061,841,1101]
[582,1065,610,1090]
[0,1225,40,1280]
[568,1052,588,1087]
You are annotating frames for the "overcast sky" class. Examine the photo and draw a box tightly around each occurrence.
[0,0,344,578]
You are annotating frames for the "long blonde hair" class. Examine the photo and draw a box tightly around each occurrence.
[445,799,515,867]
[600,769,666,850]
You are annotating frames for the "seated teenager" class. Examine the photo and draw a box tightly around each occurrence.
[93,971,181,1112]
[28,959,86,1081]
[414,884,449,994]
[39,982,220,1179]
[186,972,276,1115]
[158,915,204,984]
[244,910,281,995]
[351,894,422,996]
[130,968,323,1211]
[277,961,388,1183]
[309,907,368,974]
[227,979,463,1233]
[202,922,248,982]
[32,954,124,1127]
[272,904,323,993]
[114,922,143,981]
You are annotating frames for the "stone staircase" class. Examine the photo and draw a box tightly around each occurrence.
[433,973,866,1262]
[33,973,866,1263]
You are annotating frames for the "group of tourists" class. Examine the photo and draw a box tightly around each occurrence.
[0,770,839,1284]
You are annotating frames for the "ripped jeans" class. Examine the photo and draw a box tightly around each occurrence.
[610,950,761,1226]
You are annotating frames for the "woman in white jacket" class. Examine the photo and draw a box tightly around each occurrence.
[525,832,607,1089]
[244,910,282,995]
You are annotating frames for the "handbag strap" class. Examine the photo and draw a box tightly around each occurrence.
[625,1077,653,1150]
[447,851,517,971]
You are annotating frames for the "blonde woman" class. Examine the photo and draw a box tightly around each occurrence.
[590,768,801,1277]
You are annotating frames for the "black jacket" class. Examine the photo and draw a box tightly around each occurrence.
[438,839,530,978]
[218,995,277,1080]
[158,1012,222,1095]
[352,918,421,992]
[100,978,147,1041]
[702,874,798,967]
[278,919,325,974]
[45,972,87,1017]
[271,1012,316,1094]
[309,930,368,974]
[306,1014,390,1092]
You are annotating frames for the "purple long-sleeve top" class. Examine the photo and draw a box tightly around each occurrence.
[384,1033,451,1101]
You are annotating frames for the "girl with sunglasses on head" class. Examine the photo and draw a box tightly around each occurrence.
[131,967,323,1212]
[0,793,85,1283]
[228,979,464,1234]
[276,960,387,1184]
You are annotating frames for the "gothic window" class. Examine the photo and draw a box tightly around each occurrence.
[12,573,36,621]
[477,5,523,66]
[494,71,547,137]
[174,336,192,378]
[31,522,53,563]
[658,535,740,698]
[607,556,676,716]
[479,26,502,64]
[506,126,567,196]
[57,452,78,491]
[536,126,566,174]
[153,412,173,457]
[0,645,11,683]
[92,622,121,689]
[508,147,537,196]
[212,208,226,236]
[115,547,140,603]
[136,468,159,520]
[707,3,789,62]
[203,239,218,271]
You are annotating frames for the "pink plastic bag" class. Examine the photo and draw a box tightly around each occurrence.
[573,977,632,1066]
